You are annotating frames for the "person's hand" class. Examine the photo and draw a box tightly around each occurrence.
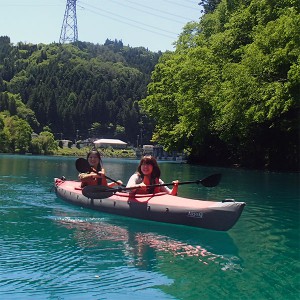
[90,173,101,180]
[94,168,105,178]
[171,180,179,196]
[108,180,123,188]
[138,182,147,191]
[79,172,98,181]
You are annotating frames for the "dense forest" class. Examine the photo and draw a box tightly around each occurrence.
[141,0,299,171]
[0,0,299,171]
[0,38,160,148]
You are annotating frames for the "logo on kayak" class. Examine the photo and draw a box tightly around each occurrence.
[187,211,203,218]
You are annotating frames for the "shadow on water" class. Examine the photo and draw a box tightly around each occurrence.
[52,207,243,273]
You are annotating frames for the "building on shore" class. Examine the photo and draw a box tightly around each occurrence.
[140,145,187,162]
[93,138,127,149]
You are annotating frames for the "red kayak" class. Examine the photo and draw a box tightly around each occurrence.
[54,178,245,231]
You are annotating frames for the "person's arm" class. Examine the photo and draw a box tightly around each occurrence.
[78,172,95,181]
[159,179,171,193]
[78,172,99,188]
[79,168,107,186]
[126,173,141,187]
[100,168,108,186]
[159,179,179,195]
[107,180,123,188]
[126,174,146,193]
[170,180,179,196]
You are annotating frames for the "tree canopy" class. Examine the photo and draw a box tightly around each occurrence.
[140,0,299,171]
[0,0,299,171]
[0,39,160,145]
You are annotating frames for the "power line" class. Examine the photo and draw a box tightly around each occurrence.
[184,0,201,4]
[162,0,200,11]
[0,4,62,6]
[78,6,177,40]
[77,1,179,39]
[108,0,184,24]
[2,0,200,48]
[123,0,195,21]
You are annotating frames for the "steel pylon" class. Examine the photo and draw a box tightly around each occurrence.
[59,0,78,43]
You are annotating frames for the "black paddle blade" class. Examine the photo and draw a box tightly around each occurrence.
[76,158,91,173]
[82,185,116,199]
[200,173,222,187]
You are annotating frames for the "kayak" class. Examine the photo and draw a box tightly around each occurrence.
[54,178,246,231]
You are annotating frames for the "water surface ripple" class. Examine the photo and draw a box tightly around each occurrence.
[0,155,299,299]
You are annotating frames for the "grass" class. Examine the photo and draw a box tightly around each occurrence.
[54,146,137,158]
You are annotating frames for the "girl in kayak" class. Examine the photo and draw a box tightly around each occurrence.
[79,149,122,188]
[126,155,179,195]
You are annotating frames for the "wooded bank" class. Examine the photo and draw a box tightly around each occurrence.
[0,0,299,171]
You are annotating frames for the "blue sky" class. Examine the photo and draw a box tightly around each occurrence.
[0,0,202,52]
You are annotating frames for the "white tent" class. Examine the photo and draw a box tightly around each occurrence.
[93,138,127,148]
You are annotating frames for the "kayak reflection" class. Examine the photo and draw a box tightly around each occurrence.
[54,213,243,272]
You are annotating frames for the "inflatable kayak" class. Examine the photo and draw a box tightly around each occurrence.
[54,178,246,231]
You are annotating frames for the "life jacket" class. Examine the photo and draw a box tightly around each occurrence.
[141,176,160,194]
[80,175,102,188]
[80,167,107,188]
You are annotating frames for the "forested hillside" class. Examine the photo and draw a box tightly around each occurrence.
[0,37,160,148]
[141,0,299,171]
[0,0,299,171]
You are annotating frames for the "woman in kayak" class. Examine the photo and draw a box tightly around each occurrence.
[79,149,122,188]
[126,155,179,195]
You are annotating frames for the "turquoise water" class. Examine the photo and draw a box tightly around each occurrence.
[0,154,299,299]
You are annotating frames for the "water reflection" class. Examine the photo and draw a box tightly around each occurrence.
[54,213,243,273]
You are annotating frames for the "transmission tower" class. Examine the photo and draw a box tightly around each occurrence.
[59,0,78,43]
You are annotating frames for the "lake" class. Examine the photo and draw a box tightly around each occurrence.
[0,154,299,299]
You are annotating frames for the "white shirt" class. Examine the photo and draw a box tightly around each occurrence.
[126,173,172,193]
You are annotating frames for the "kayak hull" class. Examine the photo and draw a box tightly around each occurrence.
[54,178,246,231]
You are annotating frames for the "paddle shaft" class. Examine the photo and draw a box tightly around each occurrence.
[114,179,212,192]
[87,173,221,193]
[123,173,222,190]
[82,173,222,199]
[121,180,200,191]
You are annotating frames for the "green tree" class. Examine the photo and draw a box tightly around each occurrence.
[4,115,32,153]
[89,122,102,138]
[0,114,9,152]
[30,131,58,154]
[198,0,221,14]
[141,0,299,170]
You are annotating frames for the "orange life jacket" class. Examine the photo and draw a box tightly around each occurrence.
[80,167,107,188]
[141,177,160,194]
[80,176,101,188]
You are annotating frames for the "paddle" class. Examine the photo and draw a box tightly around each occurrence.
[75,158,126,187]
[82,173,222,199]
